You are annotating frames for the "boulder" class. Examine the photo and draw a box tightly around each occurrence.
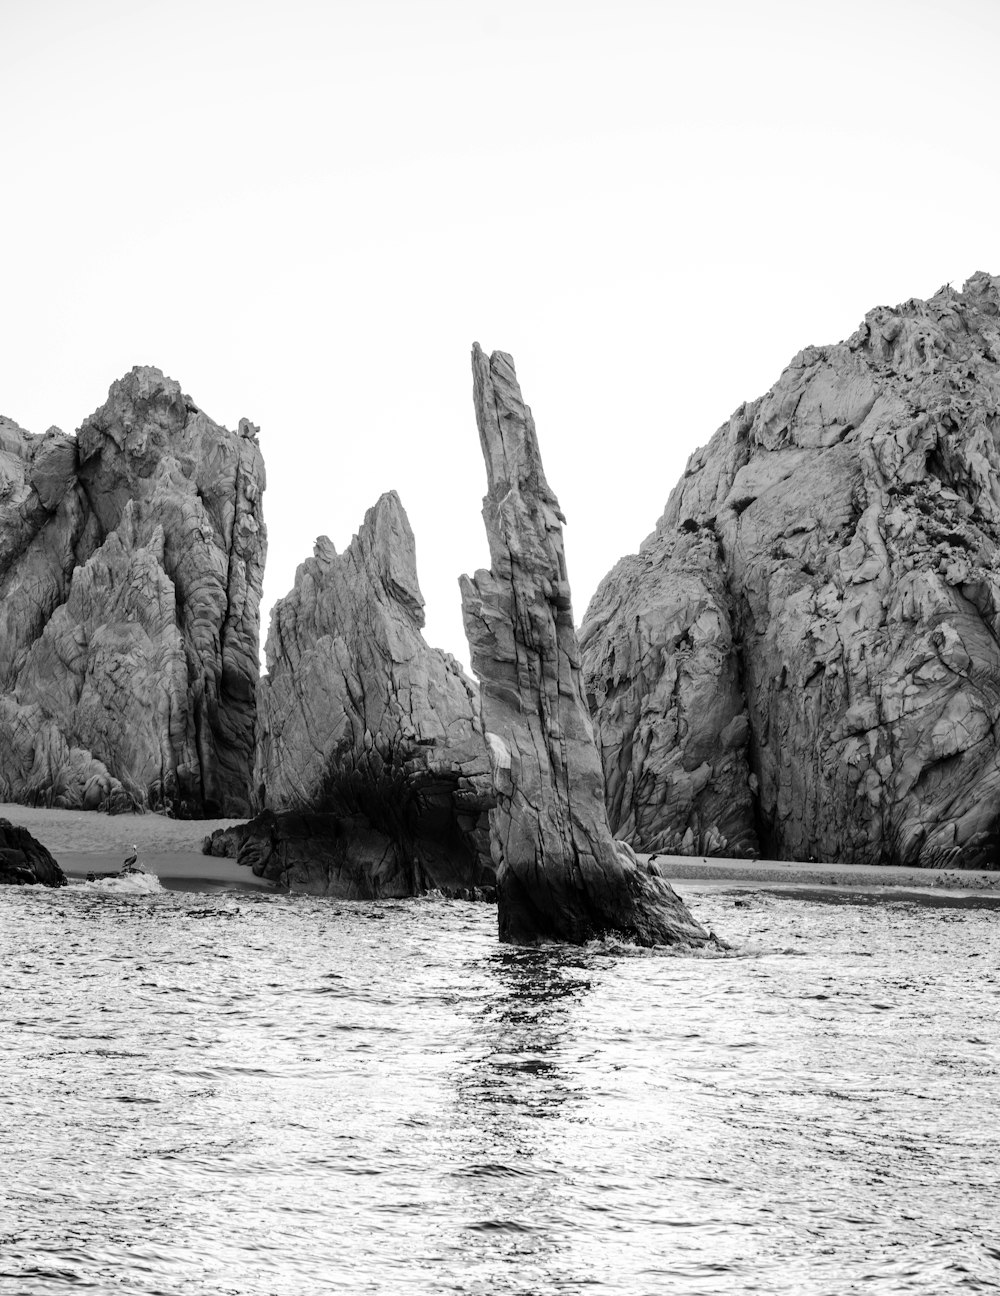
[251,491,494,897]
[0,367,266,816]
[0,818,66,887]
[582,272,1000,868]
[459,344,717,946]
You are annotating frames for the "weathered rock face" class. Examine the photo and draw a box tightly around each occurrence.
[0,367,266,816]
[252,491,494,897]
[581,525,759,858]
[0,818,66,887]
[459,344,716,946]
[582,272,1000,868]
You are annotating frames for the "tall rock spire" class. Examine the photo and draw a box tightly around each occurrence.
[460,344,716,946]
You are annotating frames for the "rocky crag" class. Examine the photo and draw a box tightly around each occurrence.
[0,818,65,887]
[460,344,716,945]
[582,526,759,859]
[239,491,494,897]
[582,272,1000,869]
[0,367,266,816]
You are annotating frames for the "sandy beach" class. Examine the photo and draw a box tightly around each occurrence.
[647,854,1000,892]
[3,802,998,897]
[0,803,266,890]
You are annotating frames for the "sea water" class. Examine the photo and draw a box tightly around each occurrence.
[2,880,999,1295]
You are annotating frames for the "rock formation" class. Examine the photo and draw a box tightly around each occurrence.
[581,527,758,859]
[0,818,66,887]
[248,491,494,896]
[459,344,716,946]
[582,272,1000,869]
[0,367,266,816]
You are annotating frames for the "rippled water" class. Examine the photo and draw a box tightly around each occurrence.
[3,879,1000,1295]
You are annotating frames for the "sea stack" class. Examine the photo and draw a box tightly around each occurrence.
[582,272,1000,868]
[459,344,715,946]
[243,491,495,897]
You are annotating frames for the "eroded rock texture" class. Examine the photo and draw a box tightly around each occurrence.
[459,344,715,945]
[252,491,494,896]
[582,272,1000,868]
[0,818,65,887]
[0,367,266,815]
[581,526,758,858]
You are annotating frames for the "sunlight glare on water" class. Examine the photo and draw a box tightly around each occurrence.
[3,882,1000,1294]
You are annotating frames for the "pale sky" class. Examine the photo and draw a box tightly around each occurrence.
[3,0,998,673]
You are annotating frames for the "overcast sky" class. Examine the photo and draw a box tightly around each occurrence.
[3,0,998,672]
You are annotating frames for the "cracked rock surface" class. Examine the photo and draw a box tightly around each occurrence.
[460,344,715,945]
[582,272,1000,868]
[250,491,494,897]
[0,367,266,815]
[581,525,758,859]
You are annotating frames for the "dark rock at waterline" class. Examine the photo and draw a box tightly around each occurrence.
[203,808,496,899]
[459,344,717,948]
[0,818,66,887]
[581,272,1000,869]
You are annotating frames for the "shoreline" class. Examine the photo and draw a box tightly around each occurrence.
[2,803,997,895]
[648,854,1000,891]
[0,803,261,890]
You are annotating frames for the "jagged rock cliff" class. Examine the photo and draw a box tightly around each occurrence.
[460,344,716,945]
[582,272,1000,868]
[250,491,494,896]
[0,367,266,816]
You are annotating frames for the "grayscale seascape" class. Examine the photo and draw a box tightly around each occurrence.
[5,7,1000,1294]
[4,882,999,1295]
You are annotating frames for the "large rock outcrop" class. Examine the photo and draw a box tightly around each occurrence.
[582,272,1000,869]
[459,344,716,946]
[249,491,494,896]
[0,367,266,816]
[0,818,66,887]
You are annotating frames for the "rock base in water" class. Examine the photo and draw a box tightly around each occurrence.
[0,818,66,887]
[460,344,718,947]
[251,490,494,897]
[204,810,496,900]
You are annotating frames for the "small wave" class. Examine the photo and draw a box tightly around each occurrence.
[453,1161,544,1180]
[464,1218,536,1233]
[85,872,163,895]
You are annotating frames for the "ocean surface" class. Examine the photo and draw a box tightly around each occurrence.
[3,876,1000,1295]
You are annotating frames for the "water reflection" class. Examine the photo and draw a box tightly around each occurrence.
[438,946,600,1292]
[460,945,593,1121]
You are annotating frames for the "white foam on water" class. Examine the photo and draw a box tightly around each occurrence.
[86,871,163,895]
